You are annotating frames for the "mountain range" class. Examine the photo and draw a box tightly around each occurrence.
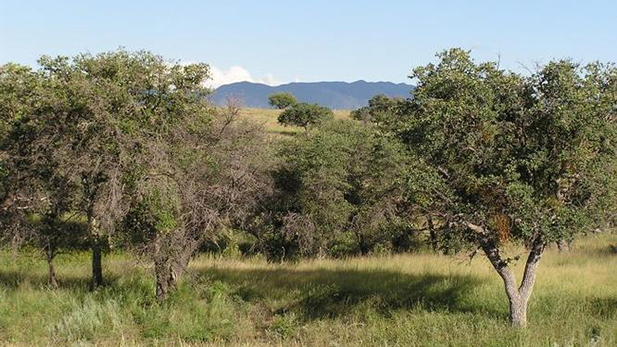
[211,80,414,109]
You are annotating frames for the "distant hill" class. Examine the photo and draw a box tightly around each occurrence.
[211,80,414,109]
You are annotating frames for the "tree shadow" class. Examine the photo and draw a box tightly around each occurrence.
[587,297,617,319]
[270,130,298,137]
[194,266,486,320]
[0,269,120,291]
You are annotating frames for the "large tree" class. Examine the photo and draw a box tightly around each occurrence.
[3,51,213,290]
[125,101,274,300]
[388,49,617,327]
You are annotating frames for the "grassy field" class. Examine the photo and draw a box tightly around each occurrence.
[238,108,351,136]
[0,233,616,346]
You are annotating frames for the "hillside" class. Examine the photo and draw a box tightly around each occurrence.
[212,80,413,109]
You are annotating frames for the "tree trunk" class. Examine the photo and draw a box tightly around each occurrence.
[154,256,184,301]
[427,214,438,251]
[479,234,545,327]
[155,275,168,300]
[507,293,528,327]
[155,259,173,301]
[557,239,570,252]
[46,245,58,288]
[88,216,104,290]
[168,241,196,289]
[153,236,199,301]
[91,240,103,290]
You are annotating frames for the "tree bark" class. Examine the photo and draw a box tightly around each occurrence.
[88,216,104,290]
[153,236,200,301]
[154,256,184,300]
[557,239,570,252]
[46,245,58,288]
[155,259,172,300]
[480,234,545,327]
[427,214,438,251]
[91,240,103,290]
[507,294,528,327]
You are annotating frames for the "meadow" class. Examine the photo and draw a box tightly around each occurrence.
[1,232,615,347]
[238,108,351,136]
[2,54,616,347]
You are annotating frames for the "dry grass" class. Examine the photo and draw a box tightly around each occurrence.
[0,232,616,346]
[238,108,351,137]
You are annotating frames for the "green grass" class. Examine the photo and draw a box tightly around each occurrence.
[239,108,351,137]
[1,233,616,346]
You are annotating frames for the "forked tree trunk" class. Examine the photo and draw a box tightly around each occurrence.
[480,236,545,327]
[88,216,104,290]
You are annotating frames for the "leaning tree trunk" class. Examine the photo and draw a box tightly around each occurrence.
[480,236,546,327]
[88,216,104,290]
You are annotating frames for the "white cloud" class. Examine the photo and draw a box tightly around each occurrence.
[261,73,282,86]
[206,65,282,88]
[207,66,253,88]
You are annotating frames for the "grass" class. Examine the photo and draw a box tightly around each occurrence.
[0,233,616,346]
[239,108,351,137]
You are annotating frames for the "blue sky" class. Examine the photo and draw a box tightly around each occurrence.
[1,0,616,87]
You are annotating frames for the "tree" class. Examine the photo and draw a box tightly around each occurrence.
[277,102,333,128]
[268,92,297,109]
[124,101,274,300]
[1,51,274,298]
[0,63,90,287]
[3,50,213,290]
[389,49,617,327]
[65,51,216,293]
[259,119,416,260]
[0,63,39,250]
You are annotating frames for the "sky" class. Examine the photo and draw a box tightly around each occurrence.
[1,0,616,87]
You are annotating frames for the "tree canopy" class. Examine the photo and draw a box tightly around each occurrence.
[277,102,333,128]
[259,119,415,260]
[0,48,615,329]
[268,92,297,109]
[380,49,617,326]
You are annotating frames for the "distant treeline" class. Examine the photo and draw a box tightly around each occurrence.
[0,48,615,327]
